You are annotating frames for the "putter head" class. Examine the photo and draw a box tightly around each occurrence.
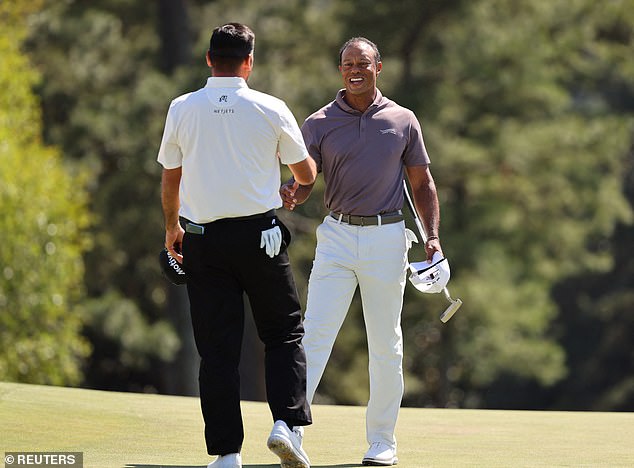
[440,298,462,323]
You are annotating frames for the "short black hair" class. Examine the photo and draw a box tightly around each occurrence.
[338,37,381,65]
[208,23,255,62]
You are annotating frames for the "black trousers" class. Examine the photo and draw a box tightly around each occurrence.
[182,214,312,456]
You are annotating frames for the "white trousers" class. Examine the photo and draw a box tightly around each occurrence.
[303,215,409,449]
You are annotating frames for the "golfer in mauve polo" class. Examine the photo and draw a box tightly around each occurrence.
[281,37,443,466]
[158,23,315,468]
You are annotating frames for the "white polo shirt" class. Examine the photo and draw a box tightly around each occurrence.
[157,76,309,223]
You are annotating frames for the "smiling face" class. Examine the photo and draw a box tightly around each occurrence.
[339,41,382,103]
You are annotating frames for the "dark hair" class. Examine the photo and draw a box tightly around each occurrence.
[338,37,381,65]
[208,23,255,69]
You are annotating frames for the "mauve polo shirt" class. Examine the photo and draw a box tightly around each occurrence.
[301,89,430,216]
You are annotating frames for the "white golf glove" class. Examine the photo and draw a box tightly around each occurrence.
[260,225,282,258]
[405,228,418,250]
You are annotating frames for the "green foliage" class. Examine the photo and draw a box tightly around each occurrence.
[421,0,633,409]
[81,290,180,391]
[551,160,634,411]
[0,0,91,385]
[189,0,343,120]
[24,0,342,392]
[16,0,634,410]
[324,0,634,408]
[24,1,187,390]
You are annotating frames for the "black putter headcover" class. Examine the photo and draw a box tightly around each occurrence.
[158,248,187,285]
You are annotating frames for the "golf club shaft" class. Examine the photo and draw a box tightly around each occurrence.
[402,180,428,243]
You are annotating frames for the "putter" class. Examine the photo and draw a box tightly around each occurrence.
[403,180,462,322]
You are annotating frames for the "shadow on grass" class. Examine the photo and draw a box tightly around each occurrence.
[125,464,362,468]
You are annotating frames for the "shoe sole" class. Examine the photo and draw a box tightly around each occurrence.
[362,457,398,466]
[267,436,310,468]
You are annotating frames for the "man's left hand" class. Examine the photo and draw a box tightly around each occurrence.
[425,238,443,261]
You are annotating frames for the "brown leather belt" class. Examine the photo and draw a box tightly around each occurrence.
[329,210,403,226]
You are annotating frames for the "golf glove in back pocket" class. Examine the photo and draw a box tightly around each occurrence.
[260,225,282,258]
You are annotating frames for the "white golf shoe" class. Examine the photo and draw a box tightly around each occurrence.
[267,420,310,468]
[207,452,241,468]
[362,442,398,466]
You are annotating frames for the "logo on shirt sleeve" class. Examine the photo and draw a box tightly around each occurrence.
[380,128,398,135]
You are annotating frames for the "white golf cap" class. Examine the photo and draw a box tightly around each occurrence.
[408,251,450,294]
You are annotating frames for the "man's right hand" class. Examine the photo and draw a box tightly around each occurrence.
[280,180,313,210]
[165,224,185,264]
[280,180,300,210]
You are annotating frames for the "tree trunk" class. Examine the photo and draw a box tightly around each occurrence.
[158,0,192,73]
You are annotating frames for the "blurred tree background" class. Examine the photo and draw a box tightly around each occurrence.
[0,0,91,386]
[2,0,632,411]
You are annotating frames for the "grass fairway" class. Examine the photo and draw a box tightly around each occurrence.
[1,382,632,467]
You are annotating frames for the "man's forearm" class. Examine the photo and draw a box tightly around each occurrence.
[417,181,440,238]
[288,156,317,185]
[406,165,440,238]
[161,168,182,229]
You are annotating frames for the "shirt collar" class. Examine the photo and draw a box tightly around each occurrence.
[205,76,249,89]
[335,88,383,114]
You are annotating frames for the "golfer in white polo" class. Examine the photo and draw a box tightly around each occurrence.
[158,23,316,468]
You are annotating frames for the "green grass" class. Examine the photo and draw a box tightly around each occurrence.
[1,382,633,467]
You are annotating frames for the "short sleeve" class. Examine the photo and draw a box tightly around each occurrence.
[157,102,183,169]
[403,113,430,167]
[301,119,322,173]
[277,105,309,166]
